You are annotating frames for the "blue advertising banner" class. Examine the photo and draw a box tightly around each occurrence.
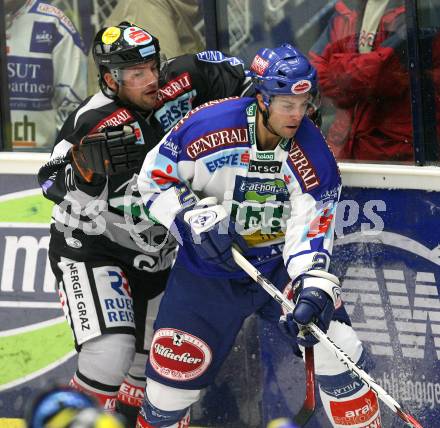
[2,175,439,427]
[260,187,440,427]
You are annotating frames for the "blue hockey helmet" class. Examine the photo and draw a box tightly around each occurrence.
[248,44,317,107]
[25,386,96,428]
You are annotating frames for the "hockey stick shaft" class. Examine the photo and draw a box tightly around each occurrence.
[293,347,316,426]
[231,248,423,428]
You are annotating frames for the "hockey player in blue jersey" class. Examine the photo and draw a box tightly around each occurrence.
[136,44,383,427]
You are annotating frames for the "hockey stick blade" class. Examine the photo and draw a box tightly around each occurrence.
[293,347,316,426]
[231,247,424,428]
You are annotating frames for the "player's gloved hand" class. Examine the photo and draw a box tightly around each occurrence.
[279,271,341,347]
[71,125,145,182]
[174,197,246,271]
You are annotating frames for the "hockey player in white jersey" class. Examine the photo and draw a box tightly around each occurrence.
[135,44,383,427]
[5,0,87,149]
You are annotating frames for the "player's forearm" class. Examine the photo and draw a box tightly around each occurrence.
[284,196,338,281]
[137,163,196,229]
[140,184,194,229]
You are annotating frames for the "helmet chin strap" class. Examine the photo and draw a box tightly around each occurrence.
[99,67,119,100]
[257,102,283,140]
[100,78,118,99]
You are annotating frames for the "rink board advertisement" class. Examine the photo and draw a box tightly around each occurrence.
[1,170,440,427]
[0,174,76,417]
[260,187,440,427]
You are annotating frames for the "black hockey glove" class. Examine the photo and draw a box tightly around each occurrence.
[71,125,146,182]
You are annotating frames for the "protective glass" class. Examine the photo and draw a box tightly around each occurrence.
[117,60,160,89]
[159,52,169,79]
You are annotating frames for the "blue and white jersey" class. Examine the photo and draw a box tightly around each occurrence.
[6,0,87,149]
[138,97,341,280]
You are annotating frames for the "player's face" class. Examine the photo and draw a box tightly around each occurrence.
[267,93,311,138]
[118,60,160,111]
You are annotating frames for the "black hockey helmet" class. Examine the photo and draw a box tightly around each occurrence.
[92,21,160,95]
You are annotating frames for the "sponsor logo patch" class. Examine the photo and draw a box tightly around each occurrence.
[231,176,290,241]
[287,143,319,191]
[91,108,134,133]
[256,151,275,161]
[94,266,135,328]
[196,51,243,66]
[67,262,91,332]
[306,206,335,239]
[108,270,131,297]
[30,22,61,53]
[291,79,312,94]
[158,73,192,103]
[103,398,117,411]
[160,138,181,160]
[59,259,100,343]
[324,380,364,398]
[241,151,250,163]
[330,389,379,426]
[8,56,53,105]
[320,186,339,202]
[155,91,196,131]
[150,328,212,381]
[188,210,217,230]
[118,381,144,407]
[237,177,289,200]
[139,45,156,57]
[204,151,248,172]
[186,128,248,159]
[102,26,121,45]
[248,160,282,174]
[124,26,153,46]
[250,54,270,76]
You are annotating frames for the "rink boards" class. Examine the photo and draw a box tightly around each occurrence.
[0,154,439,427]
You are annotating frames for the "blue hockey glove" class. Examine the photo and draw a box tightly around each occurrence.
[174,197,246,271]
[280,270,341,347]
